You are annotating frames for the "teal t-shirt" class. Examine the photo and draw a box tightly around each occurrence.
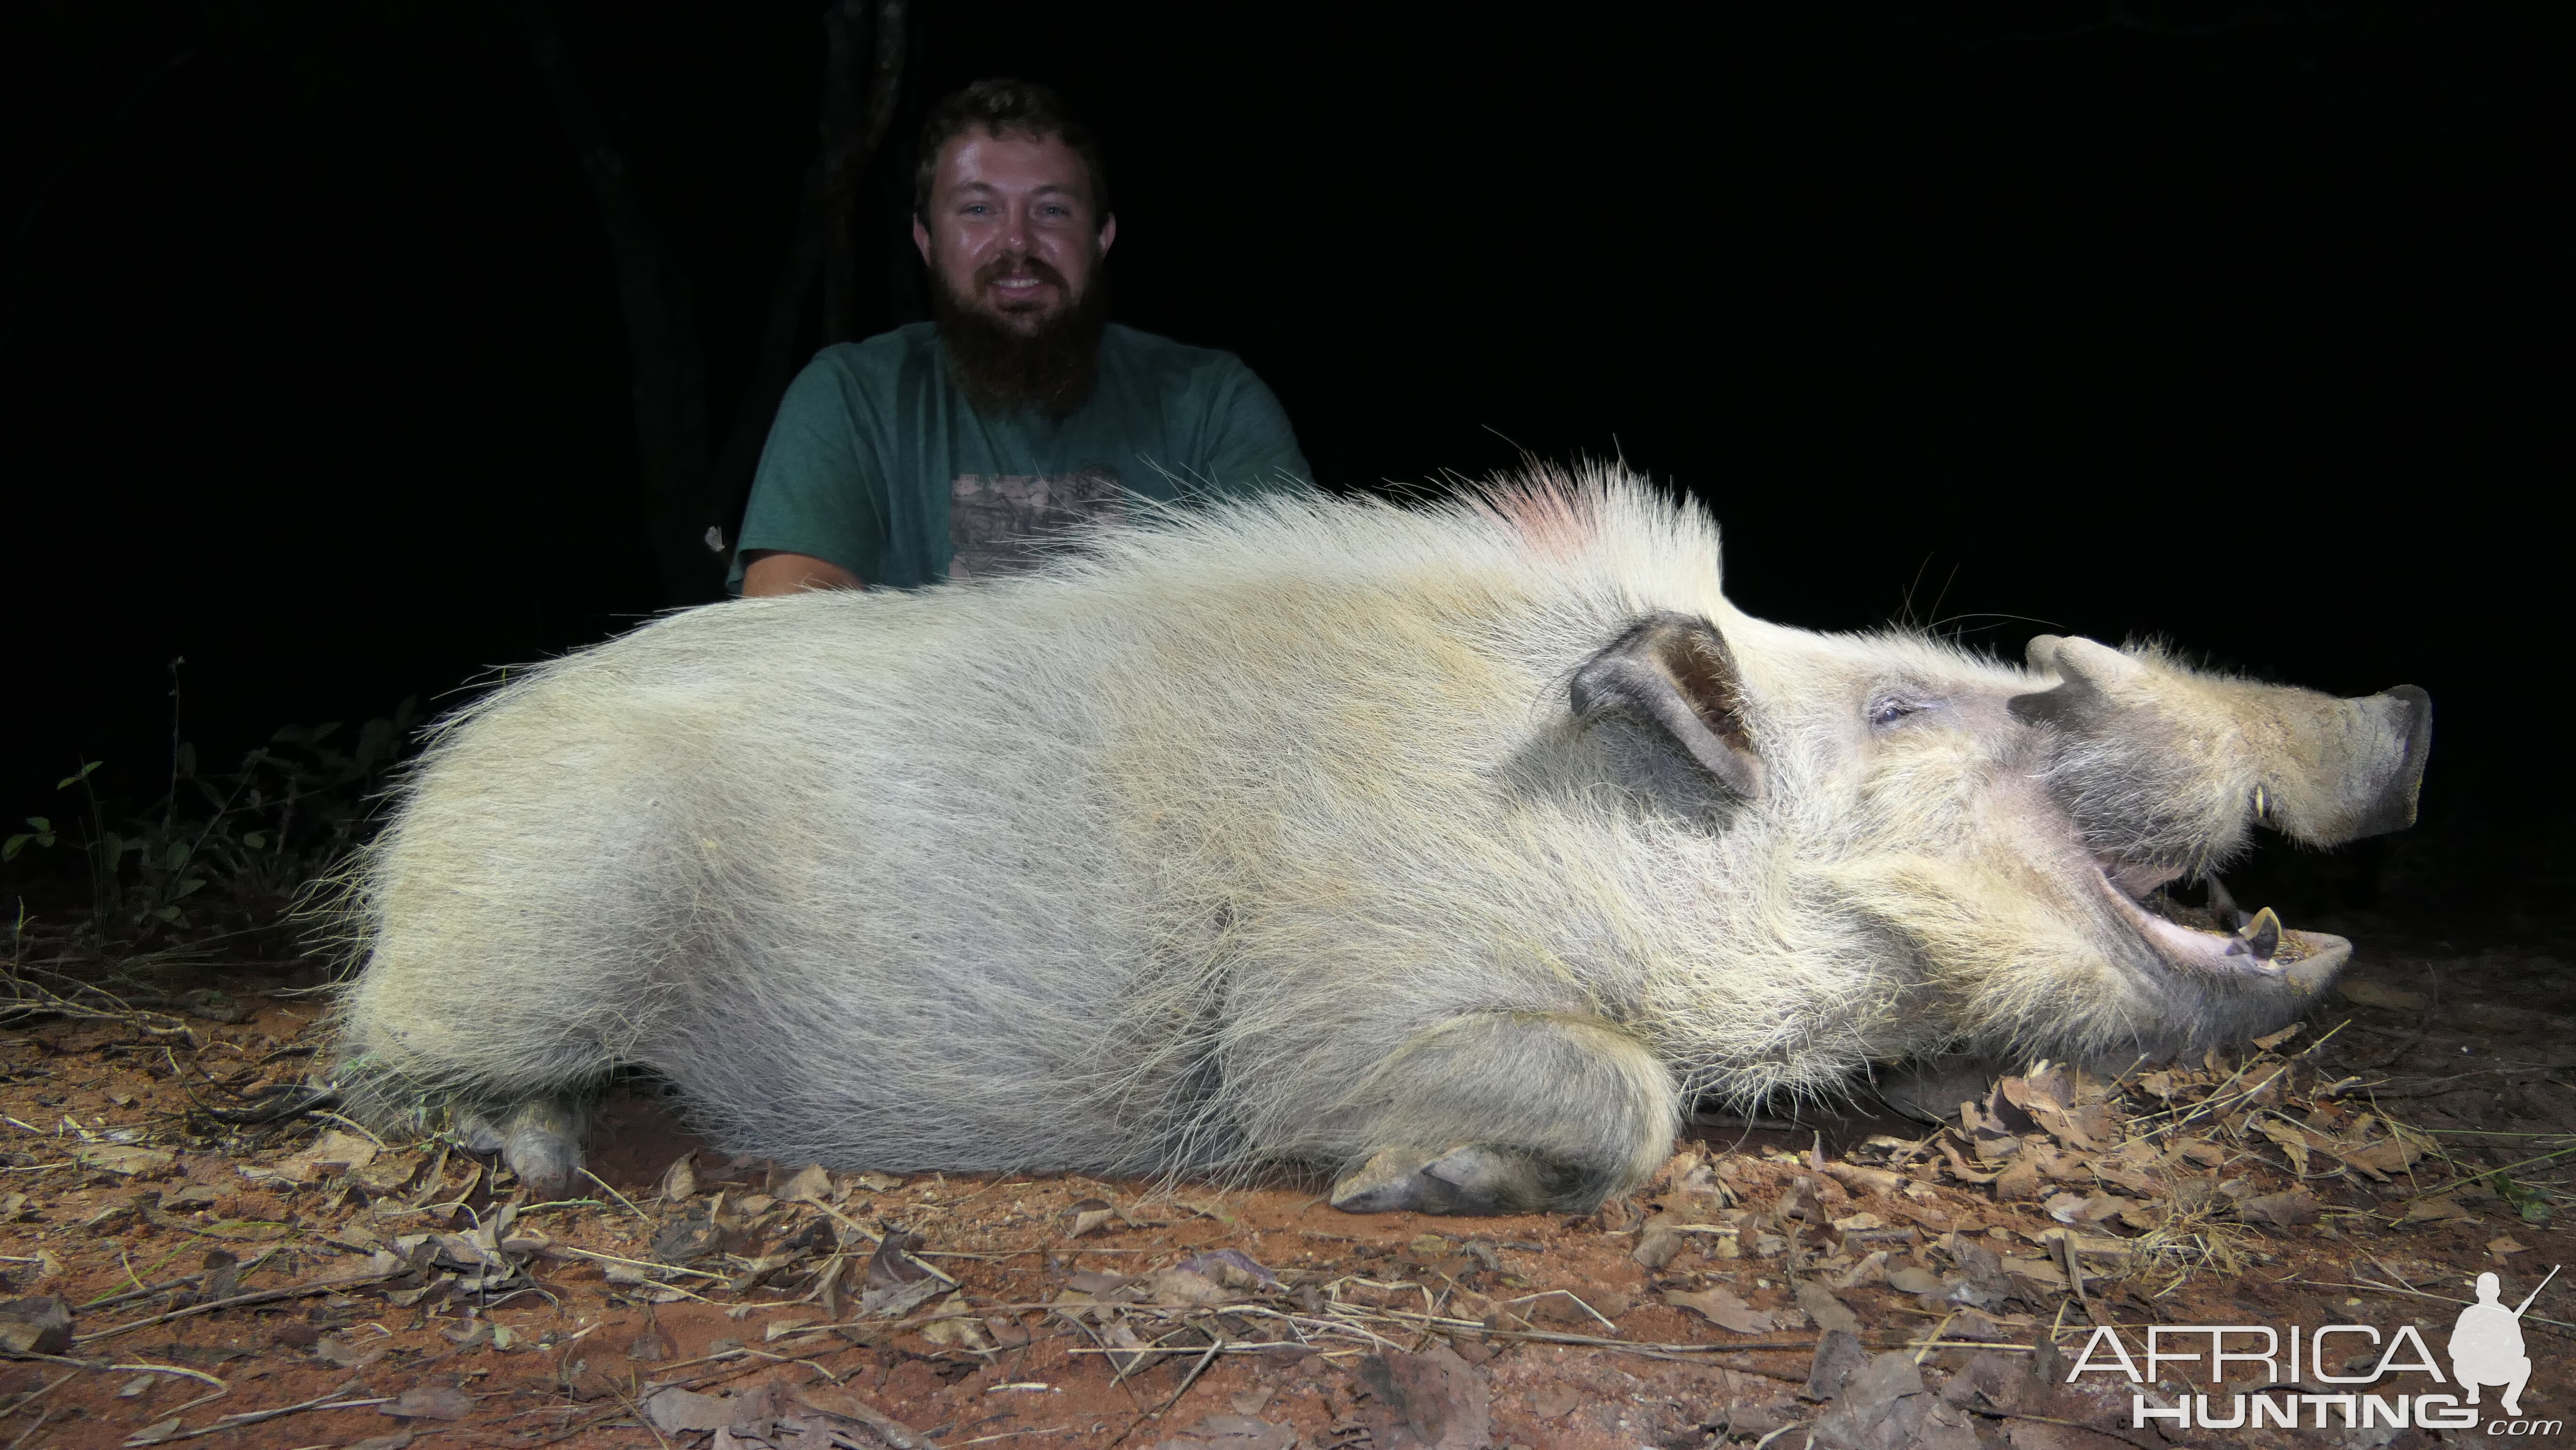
[729,322,1311,590]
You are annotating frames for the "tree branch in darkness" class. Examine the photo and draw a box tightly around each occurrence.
[822,0,907,345]
[507,0,716,603]
[506,0,912,604]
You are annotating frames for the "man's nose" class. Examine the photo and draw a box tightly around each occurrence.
[997,204,1033,255]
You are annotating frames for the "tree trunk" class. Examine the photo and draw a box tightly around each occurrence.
[821,0,906,345]
[512,1,911,605]
[511,3,720,604]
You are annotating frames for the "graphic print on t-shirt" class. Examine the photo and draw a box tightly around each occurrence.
[948,469,1125,581]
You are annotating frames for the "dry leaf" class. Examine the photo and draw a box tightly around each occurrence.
[861,1230,951,1318]
[658,1152,696,1201]
[315,1333,389,1369]
[2177,1140,2228,1168]
[1831,1249,1892,1290]
[1823,1161,1906,1196]
[641,1386,735,1434]
[2253,1118,2314,1177]
[1991,1156,2043,1202]
[0,1297,73,1355]
[794,1387,933,1449]
[1355,1345,1491,1450]
[281,1130,378,1183]
[2236,1191,2319,1227]
[2333,1128,2429,1181]
[1663,1285,1774,1334]
[75,1144,174,1176]
[779,1163,833,1202]
[1998,1254,2068,1292]
[379,1385,473,1421]
[1174,1248,1281,1291]
[2338,979,2427,1010]
[918,1292,996,1350]
[1796,1280,1861,1336]
[2489,1236,2528,1257]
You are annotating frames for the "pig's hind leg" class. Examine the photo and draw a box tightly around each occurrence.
[1324,1012,1678,1215]
[331,1055,595,1197]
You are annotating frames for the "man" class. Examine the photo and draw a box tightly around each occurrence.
[733,80,1311,595]
[2449,1269,2540,1418]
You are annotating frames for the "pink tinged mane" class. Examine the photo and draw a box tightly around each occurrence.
[1470,472,1602,560]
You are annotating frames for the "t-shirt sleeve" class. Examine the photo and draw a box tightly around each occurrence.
[728,351,889,591]
[1192,359,1313,499]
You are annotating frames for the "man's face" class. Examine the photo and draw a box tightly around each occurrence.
[913,129,1114,335]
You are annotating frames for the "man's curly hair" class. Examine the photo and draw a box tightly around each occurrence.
[912,79,1108,222]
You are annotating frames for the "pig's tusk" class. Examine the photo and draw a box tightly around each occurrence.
[2230,906,2283,962]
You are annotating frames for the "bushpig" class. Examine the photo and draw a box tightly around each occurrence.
[329,469,2430,1214]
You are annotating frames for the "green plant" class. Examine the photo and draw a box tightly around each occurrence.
[2,815,56,861]
[10,699,426,956]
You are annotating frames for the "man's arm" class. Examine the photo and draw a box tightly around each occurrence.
[728,348,893,593]
[1192,356,1312,497]
[741,550,864,595]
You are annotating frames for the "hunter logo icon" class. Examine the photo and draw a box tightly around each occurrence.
[2452,1265,2557,1418]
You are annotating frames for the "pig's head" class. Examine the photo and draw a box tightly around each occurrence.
[1565,602,2430,1074]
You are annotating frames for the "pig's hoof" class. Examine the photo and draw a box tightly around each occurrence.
[457,1097,587,1197]
[1330,1143,1558,1215]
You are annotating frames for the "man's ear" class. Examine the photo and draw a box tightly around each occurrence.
[912,214,933,266]
[1096,212,1117,257]
[1570,612,1763,799]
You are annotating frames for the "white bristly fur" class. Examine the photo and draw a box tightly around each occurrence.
[328,466,2373,1202]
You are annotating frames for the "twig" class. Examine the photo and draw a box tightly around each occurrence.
[306,1110,385,1146]
[112,1361,227,1390]
[543,1243,729,1282]
[160,1382,389,1441]
[0,1370,76,1417]
[603,1378,675,1450]
[2301,1279,2576,1337]
[1103,1337,1221,1450]
[73,1265,398,1344]
[580,1167,654,1227]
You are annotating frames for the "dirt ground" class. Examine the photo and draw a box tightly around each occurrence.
[2,918,2570,1450]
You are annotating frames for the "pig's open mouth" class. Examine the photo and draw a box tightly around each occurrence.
[2091,859,2350,989]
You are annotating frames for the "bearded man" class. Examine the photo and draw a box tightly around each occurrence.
[733,80,1311,595]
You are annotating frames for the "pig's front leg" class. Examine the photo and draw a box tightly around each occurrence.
[1325,1012,1679,1215]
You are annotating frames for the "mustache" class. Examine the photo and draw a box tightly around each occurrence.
[975,255,1072,293]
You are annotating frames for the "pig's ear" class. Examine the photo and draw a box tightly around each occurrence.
[1570,612,1764,800]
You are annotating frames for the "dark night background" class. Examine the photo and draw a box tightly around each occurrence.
[4,2,2566,921]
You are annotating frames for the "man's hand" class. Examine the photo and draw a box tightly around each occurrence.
[742,551,864,596]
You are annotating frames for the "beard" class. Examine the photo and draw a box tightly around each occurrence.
[930,256,1112,421]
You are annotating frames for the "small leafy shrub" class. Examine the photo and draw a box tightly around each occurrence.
[6,698,426,961]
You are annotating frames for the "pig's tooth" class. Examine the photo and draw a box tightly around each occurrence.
[2206,875,2249,929]
[2234,906,2282,961]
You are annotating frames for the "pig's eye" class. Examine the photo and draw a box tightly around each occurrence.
[1868,698,1928,727]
